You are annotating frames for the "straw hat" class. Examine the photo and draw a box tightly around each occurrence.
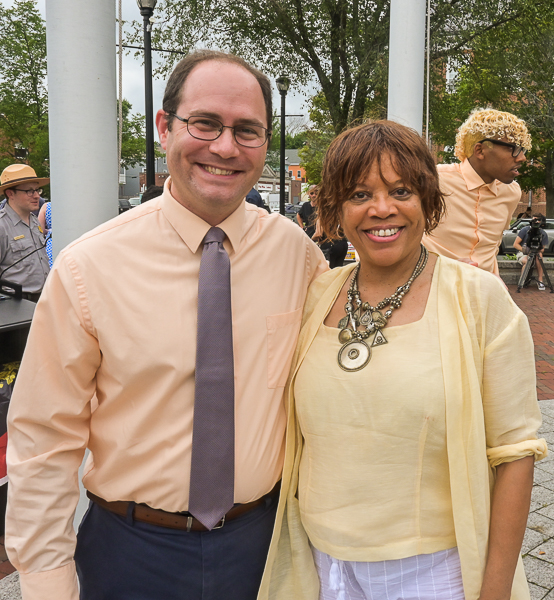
[0,164,50,195]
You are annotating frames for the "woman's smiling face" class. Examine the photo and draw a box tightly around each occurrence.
[341,155,426,272]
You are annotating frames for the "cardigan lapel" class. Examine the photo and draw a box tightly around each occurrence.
[436,256,491,600]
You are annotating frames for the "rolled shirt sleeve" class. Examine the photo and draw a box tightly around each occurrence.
[482,301,547,468]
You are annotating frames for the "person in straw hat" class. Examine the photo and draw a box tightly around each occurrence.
[0,164,50,301]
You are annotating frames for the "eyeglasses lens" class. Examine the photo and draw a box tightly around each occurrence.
[187,116,267,148]
[16,188,42,196]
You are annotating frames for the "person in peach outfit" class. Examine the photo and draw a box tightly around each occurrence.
[423,108,531,276]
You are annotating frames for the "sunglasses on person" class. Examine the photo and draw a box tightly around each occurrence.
[477,139,527,158]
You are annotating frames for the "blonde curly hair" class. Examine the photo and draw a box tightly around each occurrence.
[454,108,531,161]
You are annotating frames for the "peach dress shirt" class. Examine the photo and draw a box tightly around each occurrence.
[423,159,522,276]
[6,181,328,600]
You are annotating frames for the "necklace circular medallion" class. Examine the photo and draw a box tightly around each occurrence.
[338,339,371,372]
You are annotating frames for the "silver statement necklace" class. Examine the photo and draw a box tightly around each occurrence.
[337,245,429,372]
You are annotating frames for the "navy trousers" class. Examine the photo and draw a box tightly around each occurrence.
[75,494,278,600]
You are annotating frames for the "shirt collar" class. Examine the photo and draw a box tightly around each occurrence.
[160,177,245,255]
[460,158,498,196]
[3,202,25,226]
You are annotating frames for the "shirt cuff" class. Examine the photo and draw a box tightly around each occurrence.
[487,438,548,469]
[19,562,79,600]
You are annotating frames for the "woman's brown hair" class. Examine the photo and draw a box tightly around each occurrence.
[317,120,445,240]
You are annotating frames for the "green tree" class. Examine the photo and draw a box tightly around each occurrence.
[0,0,48,177]
[429,3,554,216]
[0,1,151,180]
[297,92,336,184]
[266,116,310,170]
[119,99,153,169]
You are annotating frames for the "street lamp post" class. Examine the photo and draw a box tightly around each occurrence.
[137,0,157,189]
[276,76,290,216]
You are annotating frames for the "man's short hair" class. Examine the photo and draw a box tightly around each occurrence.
[532,212,546,225]
[454,108,531,161]
[162,50,273,133]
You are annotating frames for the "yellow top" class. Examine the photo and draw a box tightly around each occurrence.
[295,270,457,561]
[258,255,547,600]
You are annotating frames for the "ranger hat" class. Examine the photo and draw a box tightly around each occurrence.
[0,164,50,195]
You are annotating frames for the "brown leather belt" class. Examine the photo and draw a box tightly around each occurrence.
[86,482,280,532]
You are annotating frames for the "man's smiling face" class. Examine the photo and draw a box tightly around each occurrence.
[156,60,269,225]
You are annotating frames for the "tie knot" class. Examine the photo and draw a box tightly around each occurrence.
[203,227,226,245]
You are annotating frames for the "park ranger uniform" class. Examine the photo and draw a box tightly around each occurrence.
[0,202,49,300]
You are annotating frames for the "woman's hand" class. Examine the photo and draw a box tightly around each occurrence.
[478,456,534,600]
[458,257,479,267]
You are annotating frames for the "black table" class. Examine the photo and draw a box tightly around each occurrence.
[0,298,36,363]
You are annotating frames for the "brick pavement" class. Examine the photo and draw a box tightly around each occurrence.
[507,284,554,400]
[523,398,554,599]
[0,537,14,581]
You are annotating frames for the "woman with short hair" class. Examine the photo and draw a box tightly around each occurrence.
[259,120,547,600]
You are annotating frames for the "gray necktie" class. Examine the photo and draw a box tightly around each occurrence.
[188,226,235,530]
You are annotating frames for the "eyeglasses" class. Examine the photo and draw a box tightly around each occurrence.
[477,139,528,158]
[169,114,271,148]
[13,187,42,197]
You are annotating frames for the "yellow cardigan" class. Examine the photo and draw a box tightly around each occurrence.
[258,255,547,600]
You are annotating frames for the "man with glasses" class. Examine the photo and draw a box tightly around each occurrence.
[0,164,49,301]
[423,108,531,275]
[6,51,327,600]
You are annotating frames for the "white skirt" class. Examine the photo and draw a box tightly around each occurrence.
[312,546,465,600]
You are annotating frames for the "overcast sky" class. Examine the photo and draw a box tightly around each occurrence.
[4,0,314,138]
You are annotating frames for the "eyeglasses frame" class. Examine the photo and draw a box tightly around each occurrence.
[169,113,271,148]
[12,187,43,197]
[477,138,528,158]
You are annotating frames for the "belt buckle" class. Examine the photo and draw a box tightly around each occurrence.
[212,515,226,529]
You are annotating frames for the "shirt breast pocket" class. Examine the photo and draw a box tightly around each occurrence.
[266,307,303,389]
[9,237,34,257]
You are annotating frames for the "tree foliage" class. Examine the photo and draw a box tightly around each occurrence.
[266,116,310,170]
[429,1,554,216]
[0,1,151,180]
[119,99,155,170]
[131,0,554,189]
[132,0,538,137]
[0,0,48,177]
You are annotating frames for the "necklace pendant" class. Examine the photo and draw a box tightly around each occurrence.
[372,310,387,328]
[338,328,353,344]
[337,315,349,330]
[338,339,371,371]
[372,329,388,347]
[359,310,372,326]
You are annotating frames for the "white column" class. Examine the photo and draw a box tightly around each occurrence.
[387,0,427,134]
[46,0,118,259]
